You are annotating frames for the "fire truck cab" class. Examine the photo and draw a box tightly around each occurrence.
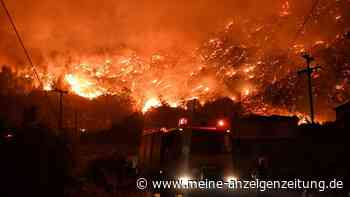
[138,118,237,182]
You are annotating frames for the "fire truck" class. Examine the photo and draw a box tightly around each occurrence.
[138,118,237,183]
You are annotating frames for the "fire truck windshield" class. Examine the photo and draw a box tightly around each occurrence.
[190,129,232,154]
[160,128,232,163]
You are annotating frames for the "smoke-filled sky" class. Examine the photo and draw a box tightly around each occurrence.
[1,0,350,122]
[0,0,313,63]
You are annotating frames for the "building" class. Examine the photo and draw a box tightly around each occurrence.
[231,114,299,178]
[334,100,350,128]
[232,114,299,139]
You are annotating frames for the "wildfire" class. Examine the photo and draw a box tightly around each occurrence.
[43,83,53,91]
[64,74,104,99]
[7,0,350,122]
[142,98,162,113]
[280,1,291,17]
[141,98,179,113]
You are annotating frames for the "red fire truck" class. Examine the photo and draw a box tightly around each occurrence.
[138,118,237,183]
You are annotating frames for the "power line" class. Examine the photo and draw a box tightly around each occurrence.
[289,0,321,51]
[0,0,59,128]
[0,0,42,84]
[255,0,321,58]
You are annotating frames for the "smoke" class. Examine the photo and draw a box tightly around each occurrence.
[1,0,350,122]
[0,0,290,62]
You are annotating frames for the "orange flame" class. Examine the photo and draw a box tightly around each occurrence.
[64,74,104,99]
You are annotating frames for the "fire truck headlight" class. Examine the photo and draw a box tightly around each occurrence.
[178,175,192,185]
[225,175,238,182]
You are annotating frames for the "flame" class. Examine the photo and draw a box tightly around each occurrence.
[280,1,291,17]
[64,74,104,99]
[43,83,53,91]
[142,98,162,113]
[10,1,350,122]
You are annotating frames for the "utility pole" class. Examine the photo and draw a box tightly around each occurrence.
[297,53,321,124]
[53,88,68,131]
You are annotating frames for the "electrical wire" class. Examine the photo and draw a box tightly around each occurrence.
[0,0,59,128]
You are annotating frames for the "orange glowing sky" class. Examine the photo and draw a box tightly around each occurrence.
[1,0,350,122]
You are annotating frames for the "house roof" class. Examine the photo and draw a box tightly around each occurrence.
[334,99,350,111]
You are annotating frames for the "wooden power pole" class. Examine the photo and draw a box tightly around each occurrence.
[297,53,321,124]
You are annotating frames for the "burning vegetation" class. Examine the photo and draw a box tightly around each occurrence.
[1,0,350,125]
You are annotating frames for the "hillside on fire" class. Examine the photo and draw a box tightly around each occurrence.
[1,0,350,197]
